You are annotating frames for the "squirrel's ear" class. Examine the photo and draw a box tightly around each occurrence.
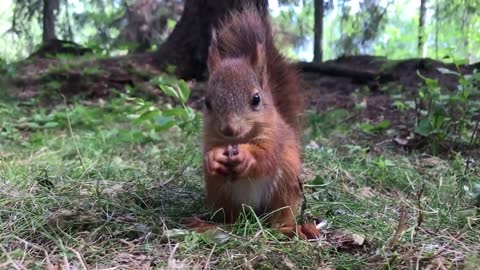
[208,29,220,73]
[250,43,267,85]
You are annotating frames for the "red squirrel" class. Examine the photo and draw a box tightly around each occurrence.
[183,7,319,240]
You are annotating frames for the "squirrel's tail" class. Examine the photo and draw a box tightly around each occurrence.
[215,6,304,134]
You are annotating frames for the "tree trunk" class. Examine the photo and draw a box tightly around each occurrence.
[434,0,439,59]
[463,9,472,64]
[43,0,58,43]
[313,0,324,63]
[154,0,268,80]
[418,0,427,57]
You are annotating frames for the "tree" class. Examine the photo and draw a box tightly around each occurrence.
[337,0,390,56]
[42,0,59,42]
[418,0,427,57]
[154,0,268,80]
[118,0,170,53]
[313,0,324,63]
[12,0,60,44]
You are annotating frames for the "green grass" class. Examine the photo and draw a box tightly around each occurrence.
[0,96,479,269]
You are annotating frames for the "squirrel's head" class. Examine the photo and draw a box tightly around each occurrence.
[203,30,274,143]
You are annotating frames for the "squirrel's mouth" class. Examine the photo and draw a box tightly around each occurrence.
[216,127,254,144]
[218,133,248,145]
[222,126,263,145]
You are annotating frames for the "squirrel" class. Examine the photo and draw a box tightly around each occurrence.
[182,6,320,240]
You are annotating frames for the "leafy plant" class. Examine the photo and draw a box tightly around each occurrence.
[371,156,395,182]
[359,120,391,134]
[307,109,350,139]
[470,182,480,206]
[125,75,200,140]
[414,68,480,155]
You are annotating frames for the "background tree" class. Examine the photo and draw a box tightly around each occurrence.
[418,0,427,57]
[337,0,391,55]
[3,0,480,64]
[116,0,180,52]
[313,0,324,63]
[154,0,268,79]
[42,0,59,42]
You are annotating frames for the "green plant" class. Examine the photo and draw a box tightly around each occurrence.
[307,109,350,139]
[359,120,391,134]
[369,156,396,184]
[470,182,480,206]
[414,68,480,155]
[126,75,201,140]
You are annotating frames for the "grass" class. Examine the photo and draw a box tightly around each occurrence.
[0,94,479,269]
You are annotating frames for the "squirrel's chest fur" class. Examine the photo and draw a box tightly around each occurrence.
[227,170,282,211]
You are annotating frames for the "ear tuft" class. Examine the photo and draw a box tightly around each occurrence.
[250,43,267,85]
[207,28,221,73]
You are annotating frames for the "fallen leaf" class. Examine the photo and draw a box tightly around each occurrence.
[161,259,189,270]
[352,233,365,245]
[102,183,124,195]
[306,141,320,150]
[420,156,446,167]
[394,137,409,146]
[282,257,297,270]
[316,219,328,230]
[316,266,334,270]
[358,187,375,199]
[325,230,368,250]
[162,229,190,241]
[200,228,230,244]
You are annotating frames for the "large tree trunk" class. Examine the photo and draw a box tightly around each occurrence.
[434,0,439,59]
[154,0,268,80]
[418,0,427,57]
[463,10,472,64]
[313,0,324,63]
[43,0,58,43]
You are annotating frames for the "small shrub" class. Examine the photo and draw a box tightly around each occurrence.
[306,109,350,139]
[126,75,201,139]
[414,68,480,155]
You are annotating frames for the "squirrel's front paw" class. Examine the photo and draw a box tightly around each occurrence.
[205,147,230,176]
[227,145,257,178]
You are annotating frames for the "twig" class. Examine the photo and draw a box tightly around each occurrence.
[168,243,180,261]
[67,247,89,270]
[60,92,86,171]
[13,236,53,266]
[204,243,216,270]
[0,244,25,270]
[416,183,425,228]
[298,176,307,224]
[387,204,408,250]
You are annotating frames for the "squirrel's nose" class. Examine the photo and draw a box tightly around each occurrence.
[221,125,237,137]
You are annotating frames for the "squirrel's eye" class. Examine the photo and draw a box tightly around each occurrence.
[251,93,261,109]
[205,99,212,110]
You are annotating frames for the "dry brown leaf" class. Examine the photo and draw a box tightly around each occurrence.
[325,230,368,250]
[161,259,189,270]
[352,233,365,245]
[420,156,446,167]
[282,257,298,270]
[316,266,334,270]
[306,141,320,150]
[357,187,375,199]
[394,136,409,146]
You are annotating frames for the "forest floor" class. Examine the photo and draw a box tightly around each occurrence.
[1,55,480,269]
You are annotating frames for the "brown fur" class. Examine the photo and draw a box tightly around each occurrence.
[211,7,304,133]
[184,7,318,240]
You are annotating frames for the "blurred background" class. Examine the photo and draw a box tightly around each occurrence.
[1,0,479,64]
